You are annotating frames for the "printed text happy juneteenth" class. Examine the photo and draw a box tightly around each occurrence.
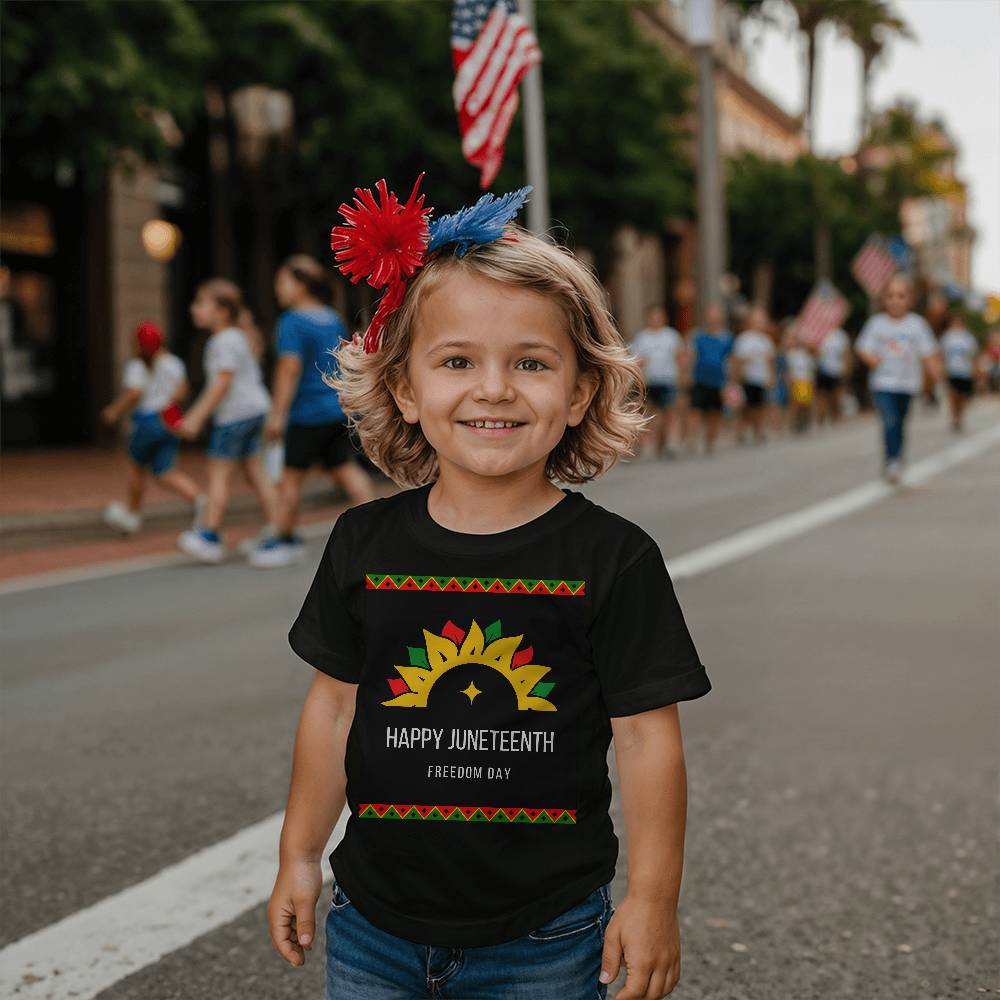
[385,725,555,753]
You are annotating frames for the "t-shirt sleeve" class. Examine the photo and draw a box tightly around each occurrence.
[916,317,937,357]
[277,313,304,358]
[123,359,146,391]
[209,331,241,373]
[856,317,878,355]
[288,515,363,683]
[588,543,711,717]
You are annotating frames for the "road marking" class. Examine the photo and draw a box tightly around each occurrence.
[1,420,998,998]
[667,420,1000,580]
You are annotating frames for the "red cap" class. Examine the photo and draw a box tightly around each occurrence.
[136,321,163,359]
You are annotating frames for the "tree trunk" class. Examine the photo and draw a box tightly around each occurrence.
[205,84,236,279]
[859,53,873,143]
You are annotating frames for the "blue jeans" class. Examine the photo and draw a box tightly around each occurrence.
[207,414,264,460]
[872,390,913,462]
[128,411,178,475]
[324,878,615,1000]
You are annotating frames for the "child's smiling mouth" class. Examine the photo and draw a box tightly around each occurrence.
[457,418,526,436]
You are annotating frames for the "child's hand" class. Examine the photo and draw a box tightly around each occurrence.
[600,895,681,999]
[267,858,323,967]
[264,412,286,443]
[100,405,117,427]
[176,415,202,441]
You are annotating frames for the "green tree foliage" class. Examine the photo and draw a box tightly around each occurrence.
[1,0,691,276]
[1,0,209,182]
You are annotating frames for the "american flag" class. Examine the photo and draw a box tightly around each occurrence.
[850,234,899,298]
[797,280,850,349]
[451,0,542,189]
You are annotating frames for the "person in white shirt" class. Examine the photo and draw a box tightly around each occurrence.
[176,279,278,563]
[855,275,942,483]
[630,305,686,459]
[100,321,203,535]
[940,312,980,432]
[815,326,852,426]
[732,305,775,444]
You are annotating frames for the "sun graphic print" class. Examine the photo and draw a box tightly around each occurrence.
[382,617,556,712]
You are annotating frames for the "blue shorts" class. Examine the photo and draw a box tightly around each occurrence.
[324,878,614,1000]
[127,411,178,475]
[646,383,677,408]
[208,415,264,461]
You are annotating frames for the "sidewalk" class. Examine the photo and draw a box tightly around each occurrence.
[0,444,396,581]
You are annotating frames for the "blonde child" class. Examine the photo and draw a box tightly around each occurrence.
[176,279,277,562]
[856,275,941,483]
[101,321,203,534]
[267,179,712,1000]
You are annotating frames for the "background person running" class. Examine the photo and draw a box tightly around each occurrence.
[814,325,852,426]
[101,321,203,535]
[176,279,277,563]
[684,302,734,456]
[251,255,377,568]
[940,311,980,433]
[786,326,817,435]
[855,274,941,484]
[732,304,774,445]
[630,304,686,459]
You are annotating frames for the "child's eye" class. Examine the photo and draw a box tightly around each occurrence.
[442,357,549,372]
[443,357,472,370]
[517,358,549,372]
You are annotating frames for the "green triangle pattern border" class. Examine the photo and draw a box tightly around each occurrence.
[366,575,586,597]
[358,803,577,824]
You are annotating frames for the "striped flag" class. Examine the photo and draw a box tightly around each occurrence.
[451,0,542,189]
[850,234,899,297]
[797,280,850,349]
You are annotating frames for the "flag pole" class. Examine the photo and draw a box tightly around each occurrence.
[518,0,550,235]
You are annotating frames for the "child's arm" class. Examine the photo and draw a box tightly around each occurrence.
[100,388,143,426]
[601,703,686,1000]
[264,354,303,442]
[267,672,356,967]
[177,371,233,439]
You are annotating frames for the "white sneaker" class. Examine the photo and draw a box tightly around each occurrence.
[884,460,902,485]
[104,501,142,535]
[247,536,306,568]
[238,525,277,556]
[177,529,225,564]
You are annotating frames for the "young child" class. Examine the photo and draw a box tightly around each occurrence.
[101,321,203,534]
[786,326,817,435]
[814,325,852,426]
[855,274,941,483]
[630,304,686,459]
[731,304,775,445]
[267,178,712,1000]
[939,310,979,433]
[683,302,734,456]
[250,255,376,569]
[176,279,277,562]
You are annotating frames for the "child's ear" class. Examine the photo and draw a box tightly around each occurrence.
[566,369,599,428]
[387,372,420,425]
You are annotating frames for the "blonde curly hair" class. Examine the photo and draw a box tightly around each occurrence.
[325,226,649,487]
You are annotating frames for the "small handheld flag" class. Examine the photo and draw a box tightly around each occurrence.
[797,280,850,350]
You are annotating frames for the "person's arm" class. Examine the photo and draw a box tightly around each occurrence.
[266,354,304,442]
[171,377,190,406]
[100,388,143,426]
[177,371,233,439]
[601,704,686,999]
[267,672,356,967]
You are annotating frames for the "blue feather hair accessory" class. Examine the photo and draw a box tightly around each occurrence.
[427,186,533,257]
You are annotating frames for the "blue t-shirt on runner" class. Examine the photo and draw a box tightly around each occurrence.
[692,330,735,389]
[277,307,350,425]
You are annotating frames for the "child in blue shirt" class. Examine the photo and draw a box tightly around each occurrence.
[684,303,735,455]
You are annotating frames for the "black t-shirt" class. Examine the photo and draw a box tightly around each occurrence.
[289,481,711,947]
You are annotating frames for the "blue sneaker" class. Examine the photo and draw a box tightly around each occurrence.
[178,528,225,564]
[247,534,305,568]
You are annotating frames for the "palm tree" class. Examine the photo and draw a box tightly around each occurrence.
[837,1,913,142]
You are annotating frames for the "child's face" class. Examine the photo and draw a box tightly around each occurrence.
[190,290,223,330]
[274,268,301,309]
[392,269,598,485]
[883,279,911,318]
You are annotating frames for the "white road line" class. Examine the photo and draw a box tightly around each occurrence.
[1,421,998,998]
[667,420,1000,580]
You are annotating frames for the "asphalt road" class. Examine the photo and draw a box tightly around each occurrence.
[2,402,997,1000]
